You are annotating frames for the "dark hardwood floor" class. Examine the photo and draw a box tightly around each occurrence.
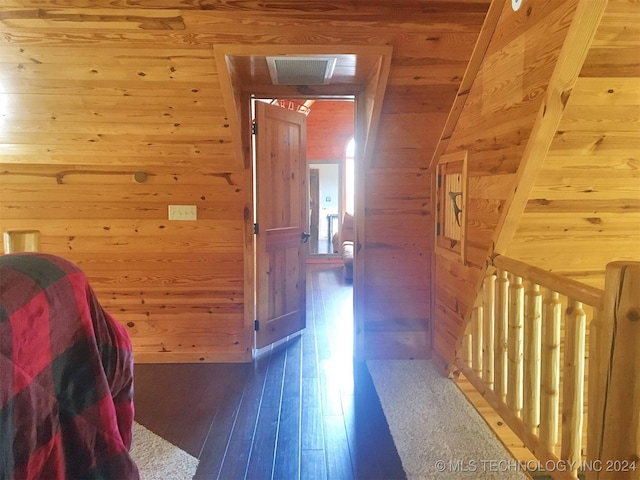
[133,264,406,480]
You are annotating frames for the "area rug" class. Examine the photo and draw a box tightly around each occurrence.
[367,359,527,480]
[130,422,199,480]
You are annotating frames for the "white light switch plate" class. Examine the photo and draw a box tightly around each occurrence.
[168,205,197,221]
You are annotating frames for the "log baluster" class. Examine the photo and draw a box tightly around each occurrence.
[495,269,509,403]
[524,281,542,435]
[508,274,524,419]
[462,330,472,369]
[540,289,562,453]
[483,274,496,390]
[472,297,483,378]
[561,299,586,479]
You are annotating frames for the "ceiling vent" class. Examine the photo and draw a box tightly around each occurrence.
[266,56,337,85]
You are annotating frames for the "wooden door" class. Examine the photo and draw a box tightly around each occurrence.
[254,101,308,349]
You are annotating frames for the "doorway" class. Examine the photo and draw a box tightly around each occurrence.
[251,97,355,356]
[305,99,355,261]
[213,44,393,360]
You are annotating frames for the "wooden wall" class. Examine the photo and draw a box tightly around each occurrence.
[306,101,354,162]
[432,0,640,369]
[431,0,583,367]
[1,38,247,362]
[0,1,488,362]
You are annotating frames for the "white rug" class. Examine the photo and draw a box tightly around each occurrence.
[130,422,199,480]
[367,360,527,480]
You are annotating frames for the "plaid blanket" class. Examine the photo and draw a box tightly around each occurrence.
[0,253,139,480]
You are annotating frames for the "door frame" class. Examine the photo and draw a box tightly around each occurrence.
[214,44,393,361]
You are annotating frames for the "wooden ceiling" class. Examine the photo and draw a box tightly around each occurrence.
[505,0,640,288]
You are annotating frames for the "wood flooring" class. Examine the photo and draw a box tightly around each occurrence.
[133,264,406,480]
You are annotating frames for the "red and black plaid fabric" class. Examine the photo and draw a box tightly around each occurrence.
[0,253,139,480]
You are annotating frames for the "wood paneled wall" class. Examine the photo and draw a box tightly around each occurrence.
[432,0,583,367]
[306,101,354,161]
[432,0,640,369]
[0,1,489,362]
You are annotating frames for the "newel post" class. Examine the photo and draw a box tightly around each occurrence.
[587,262,640,480]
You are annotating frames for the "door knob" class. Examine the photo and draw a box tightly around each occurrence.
[301,232,311,243]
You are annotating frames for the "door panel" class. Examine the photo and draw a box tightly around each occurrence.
[255,102,307,349]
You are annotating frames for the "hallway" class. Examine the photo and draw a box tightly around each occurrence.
[133,264,406,479]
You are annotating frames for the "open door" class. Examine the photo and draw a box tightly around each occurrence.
[254,101,308,349]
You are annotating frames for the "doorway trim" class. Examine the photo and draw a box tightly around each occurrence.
[214,44,392,361]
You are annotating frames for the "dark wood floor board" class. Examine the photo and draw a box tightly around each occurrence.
[346,363,407,480]
[225,358,272,443]
[318,359,349,417]
[171,365,239,457]
[273,337,303,479]
[301,314,320,379]
[133,264,406,480]
[195,370,250,476]
[259,346,287,410]
[273,392,302,480]
[323,413,355,480]
[214,439,251,480]
[301,379,324,451]
[245,405,279,480]
[300,449,327,480]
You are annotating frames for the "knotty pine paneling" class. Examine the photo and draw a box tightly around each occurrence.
[1,0,490,362]
[0,16,247,362]
[508,0,640,289]
[432,0,583,367]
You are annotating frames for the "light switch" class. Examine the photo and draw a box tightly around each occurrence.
[168,205,197,221]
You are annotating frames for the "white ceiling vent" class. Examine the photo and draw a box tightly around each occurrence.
[266,56,337,85]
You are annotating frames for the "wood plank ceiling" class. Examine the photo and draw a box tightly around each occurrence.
[506,0,640,289]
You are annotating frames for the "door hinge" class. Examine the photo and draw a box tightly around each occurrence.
[252,122,257,135]
[254,320,259,331]
[437,174,442,188]
[254,223,259,234]
[436,222,441,235]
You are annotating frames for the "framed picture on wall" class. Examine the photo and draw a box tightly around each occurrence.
[435,150,467,263]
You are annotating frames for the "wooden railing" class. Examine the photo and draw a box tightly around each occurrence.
[457,256,640,480]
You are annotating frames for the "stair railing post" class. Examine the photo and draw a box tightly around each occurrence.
[586,262,640,480]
